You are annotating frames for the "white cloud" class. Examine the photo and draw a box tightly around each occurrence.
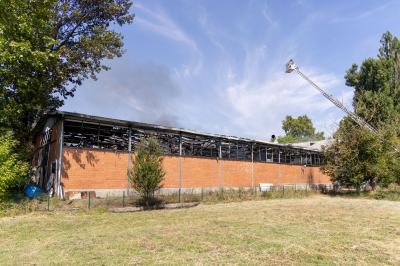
[135,3,197,50]
[135,3,202,77]
[63,1,362,141]
[215,46,345,139]
[197,8,231,54]
[261,4,279,29]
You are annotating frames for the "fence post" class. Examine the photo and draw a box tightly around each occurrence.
[88,192,91,210]
[178,188,181,203]
[201,188,204,202]
[47,195,50,211]
[122,191,125,207]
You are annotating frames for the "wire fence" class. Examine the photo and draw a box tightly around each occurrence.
[1,184,334,216]
[3,184,400,217]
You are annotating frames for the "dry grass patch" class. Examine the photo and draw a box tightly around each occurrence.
[1,196,399,265]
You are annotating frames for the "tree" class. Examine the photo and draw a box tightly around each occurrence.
[129,137,165,207]
[345,31,400,131]
[277,115,324,144]
[322,118,399,191]
[0,132,30,194]
[0,0,133,145]
[323,32,400,189]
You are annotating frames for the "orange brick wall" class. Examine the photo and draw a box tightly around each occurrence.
[254,162,317,185]
[181,157,219,188]
[62,147,130,189]
[222,160,253,187]
[162,156,180,188]
[309,167,331,184]
[61,147,331,190]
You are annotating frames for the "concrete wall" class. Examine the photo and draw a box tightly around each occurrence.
[61,147,331,196]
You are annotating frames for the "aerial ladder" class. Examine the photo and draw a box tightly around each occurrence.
[285,59,400,154]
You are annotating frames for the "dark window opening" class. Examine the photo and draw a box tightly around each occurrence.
[62,119,323,166]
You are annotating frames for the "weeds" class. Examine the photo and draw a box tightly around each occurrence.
[0,197,39,217]
[372,191,400,201]
[1,184,399,217]
[323,184,400,202]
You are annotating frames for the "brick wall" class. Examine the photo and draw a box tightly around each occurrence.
[62,147,331,191]
[62,148,129,189]
[222,160,253,188]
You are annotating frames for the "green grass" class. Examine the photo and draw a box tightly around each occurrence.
[1,196,399,265]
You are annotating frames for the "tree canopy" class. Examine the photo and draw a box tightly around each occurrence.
[277,115,324,144]
[345,31,400,131]
[322,118,399,190]
[323,32,400,189]
[0,0,133,144]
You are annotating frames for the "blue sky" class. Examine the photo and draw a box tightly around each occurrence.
[62,0,400,140]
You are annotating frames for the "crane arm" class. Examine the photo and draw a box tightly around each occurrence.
[285,59,400,154]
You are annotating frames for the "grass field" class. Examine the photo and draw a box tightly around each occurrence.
[1,196,399,265]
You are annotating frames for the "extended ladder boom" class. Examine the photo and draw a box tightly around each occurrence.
[285,59,400,153]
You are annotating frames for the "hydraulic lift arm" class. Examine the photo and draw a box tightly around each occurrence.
[285,59,400,154]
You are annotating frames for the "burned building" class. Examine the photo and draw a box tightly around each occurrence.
[32,111,330,198]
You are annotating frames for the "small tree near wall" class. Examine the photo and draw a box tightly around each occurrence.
[0,132,30,194]
[129,137,165,207]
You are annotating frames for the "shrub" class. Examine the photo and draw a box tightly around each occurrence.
[129,137,165,207]
[373,191,386,200]
[0,132,30,194]
[372,189,400,201]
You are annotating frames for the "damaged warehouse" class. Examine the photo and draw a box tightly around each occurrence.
[32,111,330,198]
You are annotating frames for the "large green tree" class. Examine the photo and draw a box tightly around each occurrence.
[323,32,400,188]
[277,115,324,144]
[345,31,400,131]
[0,0,133,145]
[322,118,399,190]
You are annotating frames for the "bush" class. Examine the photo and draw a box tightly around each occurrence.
[129,137,165,208]
[372,189,400,201]
[0,132,30,194]
[373,191,386,200]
